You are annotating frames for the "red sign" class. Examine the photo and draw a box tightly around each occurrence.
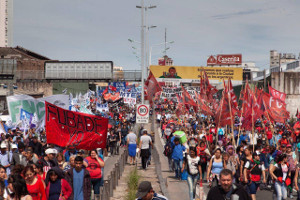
[45,102,108,150]
[207,54,242,65]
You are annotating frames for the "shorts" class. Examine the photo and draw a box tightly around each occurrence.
[248,181,260,194]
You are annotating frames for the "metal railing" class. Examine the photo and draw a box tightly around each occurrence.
[100,149,128,200]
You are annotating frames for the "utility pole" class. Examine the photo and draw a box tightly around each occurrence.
[136,1,156,104]
[136,0,145,104]
[164,28,167,55]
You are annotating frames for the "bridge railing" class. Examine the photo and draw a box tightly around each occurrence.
[113,70,141,81]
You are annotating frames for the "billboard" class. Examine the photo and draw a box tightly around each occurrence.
[207,54,242,65]
[149,65,243,84]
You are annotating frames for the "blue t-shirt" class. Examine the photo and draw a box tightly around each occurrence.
[73,168,84,200]
[297,143,300,152]
[171,144,186,160]
[218,128,224,136]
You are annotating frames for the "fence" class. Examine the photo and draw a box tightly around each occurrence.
[100,149,128,200]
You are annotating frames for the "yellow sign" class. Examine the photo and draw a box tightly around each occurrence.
[150,65,243,82]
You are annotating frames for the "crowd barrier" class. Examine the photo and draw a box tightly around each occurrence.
[100,149,128,200]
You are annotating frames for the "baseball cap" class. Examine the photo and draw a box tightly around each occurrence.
[11,144,17,149]
[136,181,152,198]
[287,144,292,148]
[0,143,7,148]
[45,148,58,155]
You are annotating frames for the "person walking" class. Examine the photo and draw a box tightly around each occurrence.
[172,137,186,180]
[127,130,137,165]
[66,156,91,200]
[84,150,104,200]
[181,147,202,200]
[139,130,152,170]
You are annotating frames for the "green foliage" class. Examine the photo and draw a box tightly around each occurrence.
[126,168,140,200]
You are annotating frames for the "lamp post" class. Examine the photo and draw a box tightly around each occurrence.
[136,2,156,104]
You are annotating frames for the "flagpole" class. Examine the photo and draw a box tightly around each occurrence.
[263,98,277,148]
[217,90,225,144]
[237,82,246,146]
[251,99,255,152]
[227,80,236,147]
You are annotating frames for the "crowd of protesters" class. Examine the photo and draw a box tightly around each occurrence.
[156,98,300,200]
[0,95,137,200]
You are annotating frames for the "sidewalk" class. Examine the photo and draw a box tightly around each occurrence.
[154,122,209,200]
[110,123,161,200]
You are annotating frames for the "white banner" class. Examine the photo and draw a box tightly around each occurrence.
[7,94,69,130]
[124,97,136,105]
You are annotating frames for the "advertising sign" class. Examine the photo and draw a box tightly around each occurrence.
[150,65,243,84]
[207,54,242,65]
[136,104,150,123]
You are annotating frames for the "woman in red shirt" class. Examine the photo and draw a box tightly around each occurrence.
[23,166,46,200]
[84,150,105,199]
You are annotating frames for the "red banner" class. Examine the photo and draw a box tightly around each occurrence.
[45,102,108,150]
[262,92,289,123]
[269,86,286,103]
[145,71,162,105]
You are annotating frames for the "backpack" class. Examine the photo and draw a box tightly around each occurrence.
[163,141,173,157]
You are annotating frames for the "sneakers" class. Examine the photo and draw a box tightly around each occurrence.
[289,194,293,199]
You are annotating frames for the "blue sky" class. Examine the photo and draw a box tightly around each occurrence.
[14,0,300,70]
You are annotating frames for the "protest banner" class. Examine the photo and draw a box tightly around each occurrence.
[96,103,109,112]
[7,94,69,127]
[7,94,69,124]
[124,97,136,105]
[45,102,108,150]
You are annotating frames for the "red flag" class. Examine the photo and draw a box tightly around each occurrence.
[262,91,289,123]
[269,85,286,103]
[109,85,117,92]
[215,85,239,127]
[175,103,187,118]
[228,79,238,110]
[45,102,108,150]
[145,71,162,105]
[102,87,108,95]
[195,92,214,116]
[181,86,197,107]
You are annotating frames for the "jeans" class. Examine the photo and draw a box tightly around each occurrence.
[168,156,174,171]
[187,174,199,200]
[274,181,287,200]
[91,178,102,194]
[173,159,182,178]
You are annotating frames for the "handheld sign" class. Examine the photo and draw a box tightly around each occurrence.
[136,104,150,123]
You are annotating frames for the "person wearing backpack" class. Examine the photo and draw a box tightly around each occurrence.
[163,140,174,172]
[196,141,210,180]
[243,152,266,200]
[171,138,186,180]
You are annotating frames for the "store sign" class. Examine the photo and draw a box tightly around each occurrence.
[207,54,242,65]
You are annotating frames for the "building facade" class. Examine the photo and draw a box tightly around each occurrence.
[270,50,297,68]
[0,0,13,47]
